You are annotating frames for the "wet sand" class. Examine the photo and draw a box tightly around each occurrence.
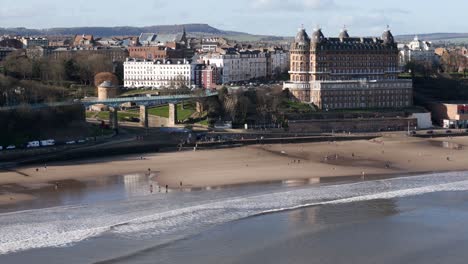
[1,134,468,206]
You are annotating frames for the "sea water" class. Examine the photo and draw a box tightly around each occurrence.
[2,172,468,263]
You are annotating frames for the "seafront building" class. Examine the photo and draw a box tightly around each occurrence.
[283,26,413,110]
[429,102,468,128]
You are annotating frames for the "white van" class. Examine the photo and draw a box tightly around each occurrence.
[27,141,40,148]
[40,139,56,147]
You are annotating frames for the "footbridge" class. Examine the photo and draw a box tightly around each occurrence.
[83,90,218,129]
[1,90,218,130]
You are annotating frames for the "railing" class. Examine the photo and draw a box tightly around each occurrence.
[82,90,218,106]
[1,91,218,110]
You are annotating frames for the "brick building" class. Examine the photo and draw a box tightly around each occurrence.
[194,63,219,89]
[128,46,185,60]
[429,102,468,128]
[284,26,413,110]
[51,47,128,62]
[73,35,95,48]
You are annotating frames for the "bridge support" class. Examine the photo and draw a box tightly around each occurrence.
[109,107,118,132]
[169,103,177,127]
[196,101,204,113]
[139,105,148,128]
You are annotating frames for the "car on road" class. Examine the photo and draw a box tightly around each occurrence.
[0,146,3,151]
[426,130,434,134]
[66,141,76,145]
[77,139,86,144]
[6,145,16,150]
[446,130,453,133]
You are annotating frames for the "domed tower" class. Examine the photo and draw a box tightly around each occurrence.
[339,27,350,40]
[382,26,395,45]
[289,26,311,83]
[309,28,326,81]
[311,28,326,44]
[98,81,117,101]
[285,26,312,102]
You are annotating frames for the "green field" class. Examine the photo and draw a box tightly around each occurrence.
[281,101,316,112]
[144,103,196,121]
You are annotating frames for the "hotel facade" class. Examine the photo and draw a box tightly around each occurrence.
[123,58,194,88]
[283,27,413,110]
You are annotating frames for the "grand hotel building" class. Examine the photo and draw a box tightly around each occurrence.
[283,27,413,110]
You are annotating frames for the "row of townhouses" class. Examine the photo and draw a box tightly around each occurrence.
[123,47,290,89]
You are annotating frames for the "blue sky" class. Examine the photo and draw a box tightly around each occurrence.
[1,0,467,36]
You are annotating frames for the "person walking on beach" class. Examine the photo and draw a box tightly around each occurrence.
[150,184,153,193]
[165,185,168,193]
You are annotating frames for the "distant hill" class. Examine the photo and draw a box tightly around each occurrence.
[2,24,465,44]
[395,33,468,43]
[0,23,287,42]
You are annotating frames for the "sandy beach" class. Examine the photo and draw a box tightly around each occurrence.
[1,134,468,203]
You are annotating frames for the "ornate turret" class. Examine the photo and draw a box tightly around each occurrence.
[339,26,350,39]
[293,26,311,49]
[382,26,394,45]
[312,28,325,43]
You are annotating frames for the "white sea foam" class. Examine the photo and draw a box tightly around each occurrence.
[1,172,468,255]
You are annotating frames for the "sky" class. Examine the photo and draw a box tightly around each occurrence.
[1,0,467,37]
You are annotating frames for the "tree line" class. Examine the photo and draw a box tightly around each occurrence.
[1,50,120,86]
[201,86,291,126]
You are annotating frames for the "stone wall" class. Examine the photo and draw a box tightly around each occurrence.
[289,118,417,133]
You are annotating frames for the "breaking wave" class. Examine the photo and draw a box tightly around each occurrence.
[1,172,468,255]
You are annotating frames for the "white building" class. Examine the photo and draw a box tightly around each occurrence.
[20,37,49,48]
[124,58,195,88]
[268,48,290,77]
[200,49,267,84]
[399,36,438,66]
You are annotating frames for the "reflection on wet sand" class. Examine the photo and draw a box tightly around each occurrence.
[429,140,464,150]
[0,174,160,213]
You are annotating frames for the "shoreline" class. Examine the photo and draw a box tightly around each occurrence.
[1,134,468,207]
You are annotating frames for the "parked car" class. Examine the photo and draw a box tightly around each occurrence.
[426,130,434,134]
[446,130,453,133]
[65,141,76,145]
[0,146,3,151]
[77,139,86,144]
[6,145,16,150]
